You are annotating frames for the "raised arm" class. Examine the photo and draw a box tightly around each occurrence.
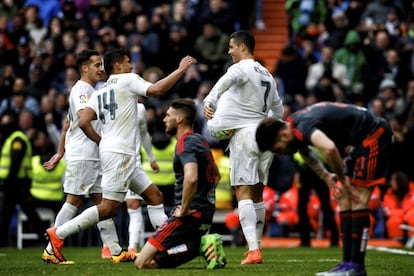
[146,56,197,97]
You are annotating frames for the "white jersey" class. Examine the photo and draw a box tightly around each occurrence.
[65,80,101,161]
[86,73,152,155]
[204,59,283,130]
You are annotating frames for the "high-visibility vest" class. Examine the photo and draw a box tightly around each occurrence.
[30,155,65,201]
[0,131,32,179]
[141,139,176,186]
[215,155,233,209]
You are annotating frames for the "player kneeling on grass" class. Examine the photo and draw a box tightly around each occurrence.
[135,99,225,269]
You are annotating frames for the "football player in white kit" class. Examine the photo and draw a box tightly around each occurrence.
[203,30,283,265]
[42,49,124,264]
[45,48,196,264]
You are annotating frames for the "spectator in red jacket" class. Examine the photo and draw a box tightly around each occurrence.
[383,171,414,241]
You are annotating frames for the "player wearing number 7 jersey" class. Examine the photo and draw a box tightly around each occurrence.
[203,30,283,265]
[44,48,197,264]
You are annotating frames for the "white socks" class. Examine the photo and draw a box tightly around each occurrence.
[97,218,122,255]
[238,199,259,250]
[56,205,99,239]
[46,202,78,253]
[146,204,167,229]
[128,207,144,250]
[254,201,265,249]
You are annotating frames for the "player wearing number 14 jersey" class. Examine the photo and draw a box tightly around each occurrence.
[203,30,283,264]
[44,48,197,264]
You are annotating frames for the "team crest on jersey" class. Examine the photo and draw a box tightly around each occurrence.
[79,94,88,103]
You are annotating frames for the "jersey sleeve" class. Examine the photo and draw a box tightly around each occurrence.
[72,85,90,113]
[178,136,198,165]
[204,64,246,107]
[127,73,152,97]
[85,92,99,115]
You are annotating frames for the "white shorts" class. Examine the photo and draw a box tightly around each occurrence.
[128,165,152,197]
[124,163,150,201]
[228,126,273,186]
[125,189,143,200]
[64,160,102,195]
[100,152,135,202]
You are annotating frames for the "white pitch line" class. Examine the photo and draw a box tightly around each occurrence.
[368,246,414,255]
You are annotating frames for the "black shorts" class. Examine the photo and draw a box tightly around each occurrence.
[345,120,392,187]
[148,212,209,268]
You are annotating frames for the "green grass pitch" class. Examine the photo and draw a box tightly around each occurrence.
[0,246,413,275]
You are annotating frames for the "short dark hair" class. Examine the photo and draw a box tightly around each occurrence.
[76,49,100,70]
[171,98,196,125]
[256,117,287,152]
[230,30,255,54]
[103,48,129,74]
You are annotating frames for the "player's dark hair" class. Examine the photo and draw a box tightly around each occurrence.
[76,49,100,71]
[256,117,287,152]
[230,30,255,54]
[171,98,196,125]
[103,48,129,74]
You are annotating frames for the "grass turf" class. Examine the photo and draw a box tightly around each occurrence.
[0,246,413,275]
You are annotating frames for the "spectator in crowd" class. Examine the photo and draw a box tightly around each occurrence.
[128,14,160,68]
[24,4,47,48]
[174,64,202,99]
[14,35,33,82]
[274,45,308,111]
[24,0,61,28]
[377,77,405,120]
[18,108,37,144]
[115,0,142,36]
[161,24,192,75]
[199,0,237,36]
[194,19,229,81]
[0,64,15,103]
[285,0,327,43]
[383,171,414,242]
[306,45,350,102]
[0,111,45,246]
[362,29,391,100]
[30,131,65,215]
[0,77,40,117]
[334,30,368,102]
[327,8,350,51]
[360,0,405,32]
[384,48,412,93]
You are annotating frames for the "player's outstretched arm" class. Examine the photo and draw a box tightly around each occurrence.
[147,55,197,97]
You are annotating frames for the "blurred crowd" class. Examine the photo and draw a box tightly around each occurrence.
[1,0,414,247]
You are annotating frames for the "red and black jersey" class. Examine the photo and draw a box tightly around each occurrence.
[288,102,382,150]
[173,132,217,223]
